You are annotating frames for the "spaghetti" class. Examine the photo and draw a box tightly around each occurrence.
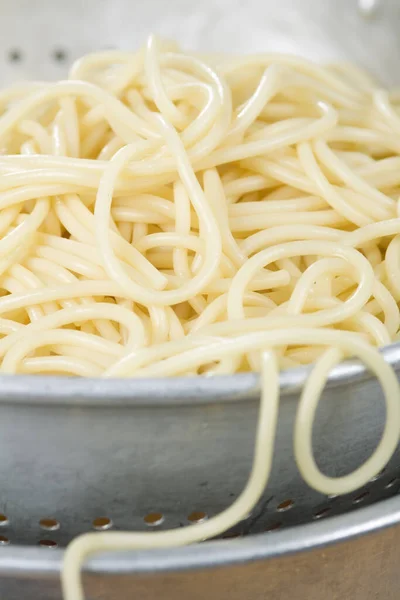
[0,35,399,599]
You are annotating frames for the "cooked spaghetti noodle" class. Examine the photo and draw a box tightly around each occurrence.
[0,35,399,599]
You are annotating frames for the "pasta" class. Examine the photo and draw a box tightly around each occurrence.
[0,35,399,599]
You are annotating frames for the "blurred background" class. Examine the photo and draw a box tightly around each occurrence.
[0,0,399,86]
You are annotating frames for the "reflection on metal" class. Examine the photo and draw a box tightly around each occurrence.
[358,0,382,18]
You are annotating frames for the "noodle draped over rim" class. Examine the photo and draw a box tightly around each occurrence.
[0,35,399,600]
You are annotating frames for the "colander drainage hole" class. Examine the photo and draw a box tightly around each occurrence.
[0,535,9,546]
[313,507,332,520]
[188,511,208,524]
[385,478,398,489]
[39,539,58,549]
[52,48,68,63]
[353,490,370,504]
[369,468,386,482]
[0,514,8,527]
[144,512,164,526]
[276,499,294,512]
[222,532,242,539]
[265,521,282,532]
[92,517,113,531]
[7,49,22,62]
[39,518,60,531]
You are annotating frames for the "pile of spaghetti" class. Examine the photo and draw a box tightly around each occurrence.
[1,36,400,599]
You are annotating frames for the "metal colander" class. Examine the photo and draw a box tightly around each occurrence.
[1,1,400,598]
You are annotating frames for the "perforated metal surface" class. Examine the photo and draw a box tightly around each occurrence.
[1,1,400,598]
[0,352,399,550]
[0,0,399,86]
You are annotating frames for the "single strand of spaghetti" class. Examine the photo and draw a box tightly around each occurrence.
[60,98,80,158]
[113,194,175,218]
[148,306,170,345]
[294,347,400,495]
[241,224,342,256]
[345,219,400,247]
[229,197,328,216]
[229,209,347,231]
[385,235,400,299]
[63,351,280,600]
[223,174,274,199]
[204,169,246,267]
[172,180,193,284]
[0,205,22,238]
[22,356,103,377]
[112,207,172,225]
[52,111,67,156]
[0,184,84,210]
[367,281,400,337]
[227,241,374,321]
[165,269,291,294]
[167,306,185,340]
[136,233,204,254]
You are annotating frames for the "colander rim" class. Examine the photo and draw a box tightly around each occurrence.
[0,340,398,406]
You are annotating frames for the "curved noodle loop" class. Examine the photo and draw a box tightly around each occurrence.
[0,36,399,598]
